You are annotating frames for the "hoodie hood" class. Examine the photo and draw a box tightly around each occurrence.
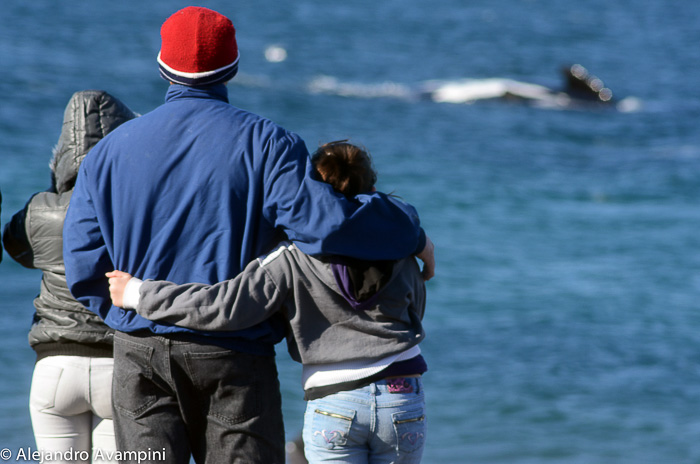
[51,90,137,194]
[329,259,395,311]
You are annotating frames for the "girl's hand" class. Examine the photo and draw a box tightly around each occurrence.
[106,270,134,308]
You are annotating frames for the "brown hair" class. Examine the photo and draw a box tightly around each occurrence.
[311,140,377,197]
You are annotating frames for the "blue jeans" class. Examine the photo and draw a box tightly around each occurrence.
[112,331,285,464]
[302,377,426,464]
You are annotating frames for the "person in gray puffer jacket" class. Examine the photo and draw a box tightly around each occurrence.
[3,90,136,459]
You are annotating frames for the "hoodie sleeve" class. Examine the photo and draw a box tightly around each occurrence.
[262,134,426,260]
[135,246,290,331]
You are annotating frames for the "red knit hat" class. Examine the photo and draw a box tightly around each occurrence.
[157,6,239,86]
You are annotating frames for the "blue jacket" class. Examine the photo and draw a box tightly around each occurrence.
[63,84,425,354]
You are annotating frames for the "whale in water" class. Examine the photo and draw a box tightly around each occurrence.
[419,64,640,111]
[302,63,641,111]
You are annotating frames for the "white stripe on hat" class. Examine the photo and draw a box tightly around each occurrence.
[157,52,240,79]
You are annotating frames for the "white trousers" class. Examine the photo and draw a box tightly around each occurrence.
[29,356,116,464]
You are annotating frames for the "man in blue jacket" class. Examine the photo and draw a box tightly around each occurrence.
[63,6,433,464]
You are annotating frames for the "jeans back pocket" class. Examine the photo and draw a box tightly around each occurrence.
[30,362,63,412]
[306,404,356,449]
[392,408,426,454]
[113,335,157,418]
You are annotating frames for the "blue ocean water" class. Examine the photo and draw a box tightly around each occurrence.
[2,0,700,462]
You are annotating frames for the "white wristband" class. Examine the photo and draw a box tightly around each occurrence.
[122,277,143,310]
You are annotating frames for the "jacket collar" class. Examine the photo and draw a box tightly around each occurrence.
[165,83,229,104]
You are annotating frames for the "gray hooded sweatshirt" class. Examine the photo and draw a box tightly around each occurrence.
[133,242,427,396]
[3,90,136,359]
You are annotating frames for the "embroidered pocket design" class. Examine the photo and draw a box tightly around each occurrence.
[402,430,426,445]
[314,429,344,444]
[387,378,414,393]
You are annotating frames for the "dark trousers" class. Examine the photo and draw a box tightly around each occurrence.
[112,331,285,464]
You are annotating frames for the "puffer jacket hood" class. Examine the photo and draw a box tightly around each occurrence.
[51,90,137,194]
